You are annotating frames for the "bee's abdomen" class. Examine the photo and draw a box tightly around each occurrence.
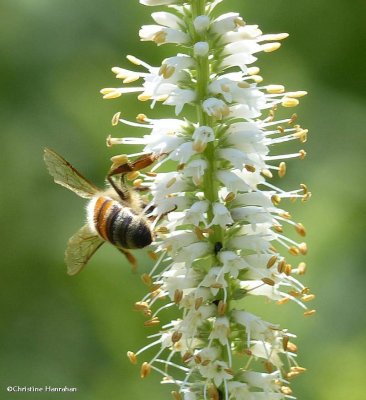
[93,196,152,249]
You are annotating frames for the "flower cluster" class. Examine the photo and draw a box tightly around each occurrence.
[102,0,315,399]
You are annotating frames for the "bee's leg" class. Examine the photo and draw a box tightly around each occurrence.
[107,175,130,201]
[117,247,137,272]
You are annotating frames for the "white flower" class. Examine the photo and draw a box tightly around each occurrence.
[203,97,230,119]
[194,41,210,57]
[210,202,234,228]
[102,2,311,398]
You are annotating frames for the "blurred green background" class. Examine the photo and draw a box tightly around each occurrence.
[1,0,365,399]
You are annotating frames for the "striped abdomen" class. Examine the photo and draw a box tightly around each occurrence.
[91,196,152,249]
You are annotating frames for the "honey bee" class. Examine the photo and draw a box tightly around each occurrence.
[44,148,159,275]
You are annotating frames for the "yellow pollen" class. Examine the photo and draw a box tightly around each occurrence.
[172,331,182,343]
[127,351,137,364]
[262,277,275,286]
[110,154,129,167]
[171,391,182,400]
[304,309,316,317]
[248,66,260,75]
[288,113,298,125]
[217,300,227,315]
[261,169,273,178]
[155,226,170,234]
[153,31,167,44]
[127,171,140,181]
[136,113,147,122]
[111,112,121,126]
[282,97,299,107]
[195,297,204,310]
[273,225,283,233]
[302,294,315,302]
[288,246,300,256]
[278,162,286,178]
[127,55,142,65]
[277,297,290,305]
[141,273,153,286]
[277,260,286,273]
[280,211,291,219]
[138,93,152,101]
[287,90,308,98]
[297,262,307,275]
[271,194,281,206]
[266,85,285,94]
[146,171,157,177]
[140,362,151,378]
[134,301,150,311]
[299,242,308,255]
[156,94,169,101]
[133,179,143,187]
[245,164,256,172]
[284,264,292,276]
[299,149,307,159]
[295,223,306,236]
[164,65,176,79]
[235,17,245,27]
[166,177,177,188]
[224,192,236,203]
[238,81,250,88]
[102,90,122,99]
[277,125,285,134]
[174,289,183,304]
[144,317,160,327]
[281,386,293,395]
[263,42,281,52]
[264,361,274,373]
[267,255,278,268]
[148,251,158,260]
[221,83,230,92]
[251,74,263,83]
[123,75,140,83]
[287,342,298,353]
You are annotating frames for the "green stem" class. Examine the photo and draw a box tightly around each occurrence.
[191,1,223,246]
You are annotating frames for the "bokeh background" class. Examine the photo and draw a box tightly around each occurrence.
[1,0,365,399]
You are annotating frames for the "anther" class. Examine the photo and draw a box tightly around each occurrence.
[217,300,227,315]
[262,169,273,178]
[281,386,293,395]
[262,42,281,52]
[299,149,307,159]
[140,362,151,378]
[141,273,153,286]
[136,113,147,122]
[127,351,137,364]
[295,223,306,236]
[174,289,183,304]
[288,113,298,125]
[302,294,315,302]
[262,277,275,286]
[266,85,285,94]
[304,309,316,317]
[245,164,256,172]
[172,331,183,343]
[171,391,182,400]
[288,246,300,256]
[127,171,140,181]
[298,242,308,255]
[224,192,236,203]
[278,162,286,178]
[195,297,203,310]
[297,262,307,275]
[112,112,121,126]
[271,194,281,206]
[144,317,160,327]
[273,225,283,233]
[282,97,299,108]
[267,255,278,268]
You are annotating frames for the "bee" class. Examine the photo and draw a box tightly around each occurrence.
[44,148,159,275]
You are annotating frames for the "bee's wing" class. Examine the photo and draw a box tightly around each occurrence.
[65,224,104,276]
[44,148,100,199]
